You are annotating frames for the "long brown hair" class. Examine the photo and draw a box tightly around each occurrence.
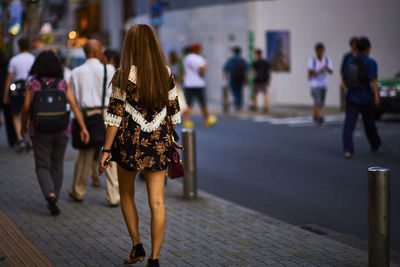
[118,24,169,109]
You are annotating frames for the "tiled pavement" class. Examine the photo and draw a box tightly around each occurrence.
[0,138,375,266]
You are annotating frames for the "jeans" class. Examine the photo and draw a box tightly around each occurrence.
[230,83,244,109]
[342,102,381,153]
[32,134,68,199]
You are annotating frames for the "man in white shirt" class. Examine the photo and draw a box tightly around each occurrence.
[3,38,35,151]
[182,43,217,128]
[308,42,333,125]
[68,39,120,206]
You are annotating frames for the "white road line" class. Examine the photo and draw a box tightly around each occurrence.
[251,114,345,126]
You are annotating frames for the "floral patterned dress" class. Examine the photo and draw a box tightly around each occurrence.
[105,66,181,171]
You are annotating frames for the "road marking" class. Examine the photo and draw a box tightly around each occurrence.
[0,209,53,266]
[250,114,345,127]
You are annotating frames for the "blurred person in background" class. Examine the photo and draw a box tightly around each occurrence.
[178,46,190,84]
[98,24,181,267]
[104,49,121,69]
[89,48,121,188]
[20,51,89,215]
[3,38,35,151]
[223,46,248,111]
[341,37,381,158]
[340,37,358,91]
[31,35,46,57]
[251,49,271,113]
[67,40,120,206]
[168,50,188,122]
[308,42,333,125]
[0,50,17,147]
[182,43,217,128]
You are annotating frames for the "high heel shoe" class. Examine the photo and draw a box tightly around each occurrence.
[146,258,159,267]
[124,243,145,264]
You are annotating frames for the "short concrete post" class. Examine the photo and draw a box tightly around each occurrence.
[182,129,197,200]
[368,167,390,267]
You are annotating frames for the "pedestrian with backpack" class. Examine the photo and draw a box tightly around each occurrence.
[223,46,248,111]
[20,51,89,215]
[342,37,381,158]
[308,42,333,125]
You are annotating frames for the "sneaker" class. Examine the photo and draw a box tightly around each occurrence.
[344,152,353,159]
[183,120,194,129]
[204,115,217,127]
[15,139,26,152]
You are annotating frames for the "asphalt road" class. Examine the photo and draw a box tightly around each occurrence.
[182,113,400,251]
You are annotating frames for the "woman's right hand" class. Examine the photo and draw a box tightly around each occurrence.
[80,128,90,144]
[98,152,112,176]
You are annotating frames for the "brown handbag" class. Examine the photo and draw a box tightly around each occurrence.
[167,116,184,179]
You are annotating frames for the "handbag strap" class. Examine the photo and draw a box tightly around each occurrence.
[101,64,107,110]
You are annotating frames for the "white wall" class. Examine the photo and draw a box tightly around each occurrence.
[131,0,400,107]
[132,3,251,103]
[250,0,400,106]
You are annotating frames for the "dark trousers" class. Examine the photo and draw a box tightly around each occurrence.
[1,104,17,146]
[342,102,381,153]
[32,134,68,199]
[230,83,244,109]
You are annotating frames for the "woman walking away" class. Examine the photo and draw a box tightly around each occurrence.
[21,51,89,215]
[98,24,181,267]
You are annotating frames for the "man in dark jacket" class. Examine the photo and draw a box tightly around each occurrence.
[223,47,248,111]
[342,37,381,158]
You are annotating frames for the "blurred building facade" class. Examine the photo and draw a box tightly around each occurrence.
[129,0,400,107]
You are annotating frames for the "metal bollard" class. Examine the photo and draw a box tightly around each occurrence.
[368,167,391,267]
[182,128,197,200]
[222,85,229,114]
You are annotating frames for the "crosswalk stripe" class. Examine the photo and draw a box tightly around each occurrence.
[247,114,345,126]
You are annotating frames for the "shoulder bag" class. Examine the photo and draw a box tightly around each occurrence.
[167,116,184,179]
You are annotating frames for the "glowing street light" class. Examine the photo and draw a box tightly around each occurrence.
[68,31,77,40]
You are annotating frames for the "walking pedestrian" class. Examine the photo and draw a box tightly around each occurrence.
[3,38,35,151]
[0,50,17,147]
[67,39,120,206]
[251,49,271,113]
[89,49,121,188]
[30,35,46,57]
[182,43,217,128]
[342,37,381,158]
[223,46,248,111]
[104,49,121,68]
[308,42,333,125]
[98,24,181,267]
[168,50,188,121]
[20,51,89,215]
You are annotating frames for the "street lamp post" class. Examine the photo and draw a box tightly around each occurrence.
[26,0,40,44]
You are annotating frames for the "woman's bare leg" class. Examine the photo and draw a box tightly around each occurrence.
[143,170,166,260]
[117,165,141,246]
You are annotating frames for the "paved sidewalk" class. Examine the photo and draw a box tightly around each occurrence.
[0,136,372,266]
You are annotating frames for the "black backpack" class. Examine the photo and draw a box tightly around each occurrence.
[31,79,70,133]
[231,59,246,84]
[344,56,369,91]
